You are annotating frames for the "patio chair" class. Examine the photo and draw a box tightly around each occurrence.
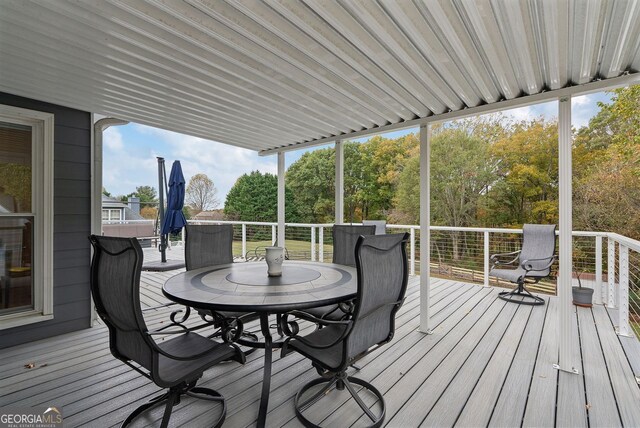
[185,224,259,342]
[305,224,376,321]
[280,232,409,428]
[89,235,244,428]
[490,224,557,306]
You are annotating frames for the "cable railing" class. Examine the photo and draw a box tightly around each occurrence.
[103,219,640,339]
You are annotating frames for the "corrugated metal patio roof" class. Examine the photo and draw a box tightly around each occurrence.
[1,0,639,153]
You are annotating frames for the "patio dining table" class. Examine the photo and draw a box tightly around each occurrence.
[163,260,357,427]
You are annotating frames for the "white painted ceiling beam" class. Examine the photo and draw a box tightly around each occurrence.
[266,0,417,121]
[492,0,544,95]
[381,0,482,108]
[27,0,344,137]
[163,0,379,129]
[419,1,501,103]
[0,0,638,153]
[570,0,608,85]
[212,0,398,124]
[303,0,436,116]
[599,0,640,79]
[455,0,520,100]
[346,0,464,111]
[260,72,640,155]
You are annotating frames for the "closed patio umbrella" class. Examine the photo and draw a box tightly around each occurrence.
[161,160,187,236]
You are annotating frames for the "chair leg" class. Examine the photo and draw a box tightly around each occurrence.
[159,390,178,428]
[121,384,226,428]
[498,281,545,306]
[121,391,170,427]
[294,373,385,428]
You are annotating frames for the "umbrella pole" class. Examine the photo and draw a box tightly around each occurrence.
[157,157,167,263]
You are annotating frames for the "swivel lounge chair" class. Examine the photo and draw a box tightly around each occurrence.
[304,224,376,321]
[281,232,409,428]
[490,224,557,306]
[185,224,259,342]
[89,235,244,428]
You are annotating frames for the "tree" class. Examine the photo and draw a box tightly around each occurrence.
[487,119,559,226]
[140,206,158,220]
[224,171,299,222]
[573,86,640,238]
[286,148,336,223]
[186,173,219,213]
[121,185,157,206]
[102,187,112,197]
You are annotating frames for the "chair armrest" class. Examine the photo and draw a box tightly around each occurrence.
[490,250,521,266]
[521,255,557,272]
[279,311,353,357]
[284,310,352,329]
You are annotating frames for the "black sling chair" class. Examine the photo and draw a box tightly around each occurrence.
[89,235,244,428]
[280,232,409,428]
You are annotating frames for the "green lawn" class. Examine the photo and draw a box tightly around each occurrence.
[233,239,333,258]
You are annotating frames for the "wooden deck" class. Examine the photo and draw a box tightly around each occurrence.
[1,261,639,427]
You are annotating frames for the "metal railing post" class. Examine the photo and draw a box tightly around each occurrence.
[484,230,490,287]
[272,225,276,245]
[618,245,631,336]
[410,227,416,275]
[608,238,616,308]
[311,226,316,262]
[319,226,324,262]
[242,223,247,260]
[595,235,603,305]
[181,227,185,247]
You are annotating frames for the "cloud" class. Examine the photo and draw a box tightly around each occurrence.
[571,93,610,129]
[106,124,277,208]
[103,127,124,151]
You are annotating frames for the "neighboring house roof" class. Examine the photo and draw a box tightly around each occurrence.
[102,195,144,220]
[193,210,225,221]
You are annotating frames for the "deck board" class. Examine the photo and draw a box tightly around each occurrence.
[386,294,512,426]
[1,270,639,428]
[487,297,547,427]
[556,305,588,427]
[522,297,559,428]
[455,298,535,427]
[577,306,622,427]
[593,304,640,426]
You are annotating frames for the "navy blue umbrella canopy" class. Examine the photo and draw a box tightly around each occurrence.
[161,161,187,235]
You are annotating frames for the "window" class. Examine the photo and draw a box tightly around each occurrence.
[102,209,123,221]
[0,105,53,329]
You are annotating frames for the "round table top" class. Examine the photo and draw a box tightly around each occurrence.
[163,261,357,313]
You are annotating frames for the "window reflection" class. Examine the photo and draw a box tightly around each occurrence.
[0,216,33,313]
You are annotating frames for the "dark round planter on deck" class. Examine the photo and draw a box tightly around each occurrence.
[572,286,594,308]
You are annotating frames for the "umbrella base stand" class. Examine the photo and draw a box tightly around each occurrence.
[142,260,186,272]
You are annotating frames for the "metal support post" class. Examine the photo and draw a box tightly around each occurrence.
[484,230,490,287]
[335,140,344,225]
[608,238,616,308]
[410,227,416,276]
[277,152,286,248]
[618,245,632,336]
[419,124,432,334]
[242,223,247,260]
[595,235,602,305]
[555,96,579,374]
[319,226,324,262]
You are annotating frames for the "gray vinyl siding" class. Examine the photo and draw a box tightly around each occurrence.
[0,92,92,348]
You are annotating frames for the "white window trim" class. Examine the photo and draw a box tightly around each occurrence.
[0,105,54,330]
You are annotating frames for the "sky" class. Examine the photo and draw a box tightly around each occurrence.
[103,91,611,207]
